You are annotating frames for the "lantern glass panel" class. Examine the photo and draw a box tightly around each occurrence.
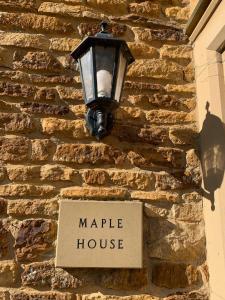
[95,46,116,98]
[115,50,127,102]
[80,49,94,101]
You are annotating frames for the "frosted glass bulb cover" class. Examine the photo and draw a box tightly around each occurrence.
[97,70,112,98]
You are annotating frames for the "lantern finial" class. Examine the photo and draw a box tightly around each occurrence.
[100,21,109,33]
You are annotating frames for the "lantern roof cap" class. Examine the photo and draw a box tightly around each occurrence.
[71,35,134,65]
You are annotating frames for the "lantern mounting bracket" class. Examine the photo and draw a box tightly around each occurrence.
[86,108,113,140]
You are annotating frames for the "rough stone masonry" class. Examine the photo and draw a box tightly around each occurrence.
[0,0,209,299]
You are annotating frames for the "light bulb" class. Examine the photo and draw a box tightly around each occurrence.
[97,70,112,98]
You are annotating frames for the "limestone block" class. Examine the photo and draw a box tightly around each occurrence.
[160,45,192,63]
[53,144,127,165]
[40,164,75,181]
[0,113,35,133]
[7,165,40,181]
[8,199,59,217]
[165,6,190,22]
[0,260,18,287]
[131,191,180,202]
[129,2,160,17]
[152,262,201,288]
[133,27,187,43]
[13,51,63,72]
[41,118,88,139]
[31,139,55,161]
[127,59,183,82]
[82,169,109,185]
[14,219,57,261]
[20,102,69,116]
[0,184,55,197]
[145,110,194,124]
[61,186,128,199]
[0,137,29,162]
[0,82,36,99]
[21,260,82,288]
[50,37,80,52]
[0,12,73,34]
[0,32,49,50]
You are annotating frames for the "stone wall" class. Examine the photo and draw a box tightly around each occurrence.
[0,0,208,299]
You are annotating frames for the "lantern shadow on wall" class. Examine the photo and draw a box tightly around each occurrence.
[198,102,225,210]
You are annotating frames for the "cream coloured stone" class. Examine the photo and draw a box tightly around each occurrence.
[160,45,192,63]
[131,191,180,202]
[0,32,49,50]
[127,59,183,82]
[165,6,190,22]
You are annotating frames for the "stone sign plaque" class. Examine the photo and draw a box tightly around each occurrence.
[56,200,143,268]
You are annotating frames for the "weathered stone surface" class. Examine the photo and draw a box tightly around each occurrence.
[0,184,54,197]
[31,139,55,161]
[155,172,185,190]
[0,0,37,11]
[50,37,80,52]
[127,94,194,112]
[0,12,73,34]
[148,219,206,262]
[0,199,7,215]
[61,186,128,199]
[57,86,83,101]
[41,118,88,139]
[134,27,187,43]
[165,83,195,94]
[125,81,163,92]
[152,262,201,288]
[0,32,49,50]
[129,2,160,17]
[0,260,18,287]
[131,191,180,202]
[0,221,9,259]
[0,82,36,99]
[127,146,185,169]
[127,59,183,82]
[144,202,172,218]
[100,269,148,290]
[38,2,82,17]
[20,102,69,116]
[40,164,75,181]
[14,219,56,261]
[0,47,13,68]
[14,51,62,73]
[0,70,74,85]
[87,0,127,14]
[82,169,108,185]
[128,42,159,59]
[22,260,82,289]
[165,6,190,22]
[160,45,192,63]
[7,165,40,181]
[0,113,35,133]
[0,137,29,162]
[184,149,201,186]
[116,106,145,123]
[10,290,74,300]
[169,126,198,145]
[0,167,5,182]
[78,22,127,37]
[8,199,58,217]
[69,105,86,118]
[173,202,203,222]
[145,110,193,124]
[54,144,127,165]
[184,63,195,82]
[109,170,153,190]
[35,87,57,101]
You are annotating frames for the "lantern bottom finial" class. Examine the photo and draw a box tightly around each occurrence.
[86,108,113,140]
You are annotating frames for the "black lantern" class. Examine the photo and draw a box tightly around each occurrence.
[71,21,135,140]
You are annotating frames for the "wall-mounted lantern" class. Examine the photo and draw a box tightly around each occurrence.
[71,21,135,140]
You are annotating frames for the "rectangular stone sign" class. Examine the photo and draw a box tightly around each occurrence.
[56,200,143,268]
